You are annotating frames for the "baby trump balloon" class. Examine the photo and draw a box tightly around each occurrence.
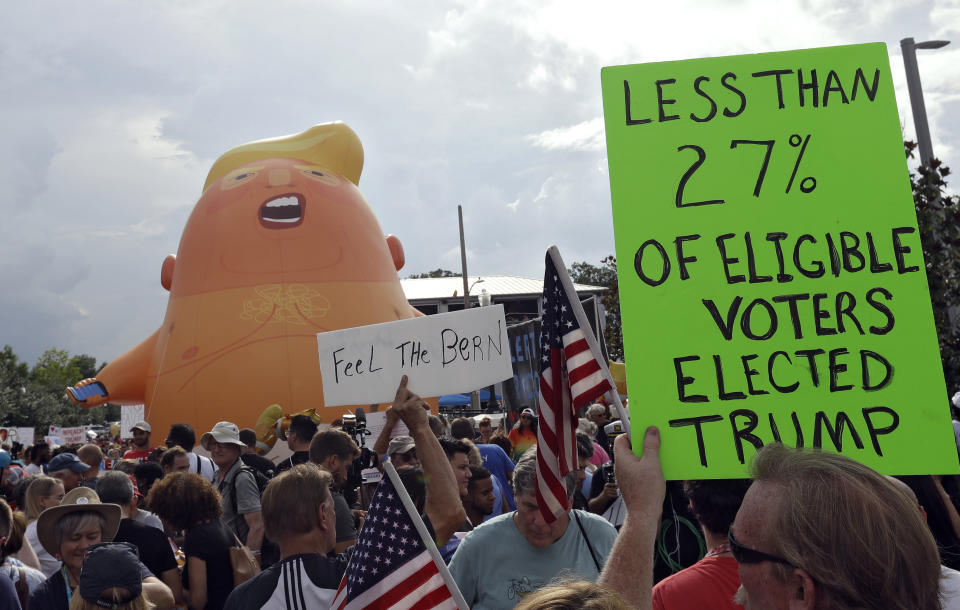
[67,123,422,436]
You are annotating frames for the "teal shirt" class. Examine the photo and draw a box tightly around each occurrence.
[448,510,617,610]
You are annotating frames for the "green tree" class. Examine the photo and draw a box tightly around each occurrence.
[408,269,460,279]
[570,256,623,361]
[0,346,110,428]
[909,141,960,392]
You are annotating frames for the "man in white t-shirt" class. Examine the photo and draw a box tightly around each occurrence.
[165,423,216,481]
[23,443,50,476]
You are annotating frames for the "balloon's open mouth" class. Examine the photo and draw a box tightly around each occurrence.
[259,193,305,229]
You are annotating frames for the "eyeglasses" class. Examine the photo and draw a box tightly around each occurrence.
[728,530,795,567]
[395,450,417,461]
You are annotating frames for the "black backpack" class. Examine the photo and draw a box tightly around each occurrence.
[229,465,278,567]
[231,464,271,500]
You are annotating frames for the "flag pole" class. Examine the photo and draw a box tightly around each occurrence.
[382,460,471,610]
[547,245,632,441]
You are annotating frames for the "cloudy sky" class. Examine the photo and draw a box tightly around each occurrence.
[1,0,958,367]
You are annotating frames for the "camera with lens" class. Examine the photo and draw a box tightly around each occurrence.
[342,410,379,492]
[599,461,616,486]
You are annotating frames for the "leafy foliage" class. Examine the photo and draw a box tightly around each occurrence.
[408,268,460,279]
[0,345,117,428]
[570,256,623,361]
[908,141,960,392]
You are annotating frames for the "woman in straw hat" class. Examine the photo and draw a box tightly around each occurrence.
[27,487,175,610]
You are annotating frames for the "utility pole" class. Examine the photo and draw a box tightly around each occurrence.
[458,205,481,411]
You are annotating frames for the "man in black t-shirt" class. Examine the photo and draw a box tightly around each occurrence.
[96,471,182,601]
[274,415,317,473]
[238,428,276,479]
[223,464,349,610]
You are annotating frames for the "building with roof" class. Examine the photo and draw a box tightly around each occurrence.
[399,275,605,324]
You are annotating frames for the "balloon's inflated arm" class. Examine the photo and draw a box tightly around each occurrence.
[66,379,109,406]
[65,327,158,408]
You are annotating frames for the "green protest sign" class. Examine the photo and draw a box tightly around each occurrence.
[601,43,958,479]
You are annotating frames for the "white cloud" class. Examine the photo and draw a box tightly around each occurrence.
[526,118,605,152]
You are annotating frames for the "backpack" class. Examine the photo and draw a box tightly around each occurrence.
[229,464,279,567]
[228,465,271,517]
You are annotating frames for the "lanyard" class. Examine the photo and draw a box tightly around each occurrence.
[61,566,73,604]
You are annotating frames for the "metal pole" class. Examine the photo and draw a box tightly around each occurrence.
[900,37,936,167]
[458,205,470,310]
[458,205,481,411]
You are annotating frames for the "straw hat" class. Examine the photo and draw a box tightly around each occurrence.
[36,487,121,556]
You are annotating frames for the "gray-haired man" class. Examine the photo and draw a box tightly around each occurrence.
[448,447,617,610]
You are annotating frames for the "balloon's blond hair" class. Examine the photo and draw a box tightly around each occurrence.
[203,122,364,192]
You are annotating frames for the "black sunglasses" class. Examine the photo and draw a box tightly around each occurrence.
[728,530,795,567]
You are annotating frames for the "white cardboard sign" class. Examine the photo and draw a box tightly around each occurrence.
[0,427,34,445]
[316,306,513,406]
[120,405,146,440]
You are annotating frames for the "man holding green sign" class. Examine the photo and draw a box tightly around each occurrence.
[601,43,958,479]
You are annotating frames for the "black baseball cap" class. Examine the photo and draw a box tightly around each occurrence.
[79,542,142,605]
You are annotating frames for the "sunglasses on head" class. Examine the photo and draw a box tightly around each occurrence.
[728,530,795,567]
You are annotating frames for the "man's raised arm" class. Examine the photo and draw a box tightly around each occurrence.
[597,427,666,610]
[387,375,466,545]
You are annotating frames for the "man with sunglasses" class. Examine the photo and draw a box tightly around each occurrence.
[549,430,941,610]
[730,443,941,610]
[385,436,420,467]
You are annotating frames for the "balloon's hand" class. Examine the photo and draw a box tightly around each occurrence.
[65,378,109,407]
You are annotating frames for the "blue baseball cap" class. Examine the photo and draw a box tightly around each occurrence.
[0,450,10,468]
[47,452,90,473]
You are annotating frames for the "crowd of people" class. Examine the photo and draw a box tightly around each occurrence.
[2,379,960,609]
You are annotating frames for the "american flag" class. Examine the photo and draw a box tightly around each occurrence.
[329,465,462,610]
[537,246,613,523]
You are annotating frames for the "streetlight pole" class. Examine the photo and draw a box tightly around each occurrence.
[458,205,482,412]
[900,37,951,168]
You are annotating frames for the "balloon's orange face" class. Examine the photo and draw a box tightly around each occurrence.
[171,157,398,297]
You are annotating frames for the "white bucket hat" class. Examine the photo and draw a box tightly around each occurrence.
[200,421,246,450]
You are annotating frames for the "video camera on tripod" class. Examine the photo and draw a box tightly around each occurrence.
[341,408,379,490]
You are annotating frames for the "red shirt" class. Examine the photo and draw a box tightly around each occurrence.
[123,448,153,461]
[652,555,743,610]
